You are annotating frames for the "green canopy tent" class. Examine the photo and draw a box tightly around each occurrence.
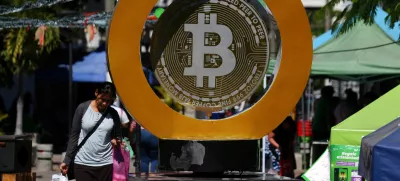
[311,22,400,82]
[312,7,400,145]
[268,7,400,82]
[268,25,400,81]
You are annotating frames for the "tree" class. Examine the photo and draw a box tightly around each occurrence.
[1,0,61,134]
[325,0,400,37]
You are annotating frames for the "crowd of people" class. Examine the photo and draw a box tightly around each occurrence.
[310,86,378,165]
[312,86,378,142]
[263,86,379,178]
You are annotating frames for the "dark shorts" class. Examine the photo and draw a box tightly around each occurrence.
[74,164,112,181]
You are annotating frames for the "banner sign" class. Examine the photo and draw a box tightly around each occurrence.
[330,145,364,181]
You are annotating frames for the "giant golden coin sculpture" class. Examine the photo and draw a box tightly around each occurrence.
[107,0,312,140]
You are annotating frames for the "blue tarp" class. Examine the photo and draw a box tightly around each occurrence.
[359,117,400,181]
[72,51,108,82]
[60,51,160,84]
[59,51,108,82]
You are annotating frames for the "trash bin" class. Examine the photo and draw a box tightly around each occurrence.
[0,135,32,173]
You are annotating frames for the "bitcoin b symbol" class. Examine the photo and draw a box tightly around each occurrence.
[153,0,270,111]
[184,13,236,88]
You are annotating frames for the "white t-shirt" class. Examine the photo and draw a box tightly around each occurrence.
[111,105,130,124]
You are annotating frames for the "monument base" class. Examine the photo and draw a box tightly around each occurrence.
[159,140,260,173]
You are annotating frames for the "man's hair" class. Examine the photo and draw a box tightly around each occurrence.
[97,82,117,98]
[321,86,334,97]
[345,89,357,101]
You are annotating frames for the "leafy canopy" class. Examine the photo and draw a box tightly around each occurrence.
[0,0,63,87]
[326,0,400,37]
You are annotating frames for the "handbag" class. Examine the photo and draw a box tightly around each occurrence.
[111,109,129,181]
[112,145,130,181]
[67,108,110,180]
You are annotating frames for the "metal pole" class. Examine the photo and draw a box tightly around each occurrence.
[68,43,73,130]
[261,75,267,173]
[301,92,306,169]
[306,80,311,121]
[306,79,312,168]
[135,125,141,176]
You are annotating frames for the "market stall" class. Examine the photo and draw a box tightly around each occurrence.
[302,6,400,181]
[328,85,400,180]
[303,83,400,181]
[358,117,400,181]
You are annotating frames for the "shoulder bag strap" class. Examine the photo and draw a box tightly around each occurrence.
[110,109,122,139]
[76,107,110,151]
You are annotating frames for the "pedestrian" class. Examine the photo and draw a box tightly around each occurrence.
[268,116,297,177]
[111,103,131,128]
[334,89,360,124]
[139,88,163,174]
[60,82,123,181]
[140,127,159,173]
[359,92,378,108]
[0,95,8,135]
[265,135,281,174]
[312,86,337,141]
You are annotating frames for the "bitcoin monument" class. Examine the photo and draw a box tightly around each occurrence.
[107,0,312,140]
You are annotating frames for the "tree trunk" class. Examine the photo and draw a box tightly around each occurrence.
[325,0,332,32]
[14,73,24,135]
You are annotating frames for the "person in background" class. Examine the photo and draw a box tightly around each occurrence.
[60,82,123,181]
[4,92,36,134]
[311,86,338,167]
[22,92,36,133]
[129,116,138,153]
[268,116,297,177]
[140,127,159,173]
[359,92,378,108]
[265,135,281,174]
[111,103,130,128]
[334,89,360,124]
[139,88,162,174]
[0,95,8,135]
[312,86,337,141]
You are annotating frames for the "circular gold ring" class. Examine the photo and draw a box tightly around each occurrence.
[107,0,312,140]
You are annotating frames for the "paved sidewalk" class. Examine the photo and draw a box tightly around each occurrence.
[31,153,304,181]
[34,169,59,181]
[32,154,136,181]
[32,154,62,181]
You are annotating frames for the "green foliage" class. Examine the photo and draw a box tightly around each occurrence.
[325,0,400,37]
[307,7,341,36]
[307,9,326,36]
[0,0,61,86]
